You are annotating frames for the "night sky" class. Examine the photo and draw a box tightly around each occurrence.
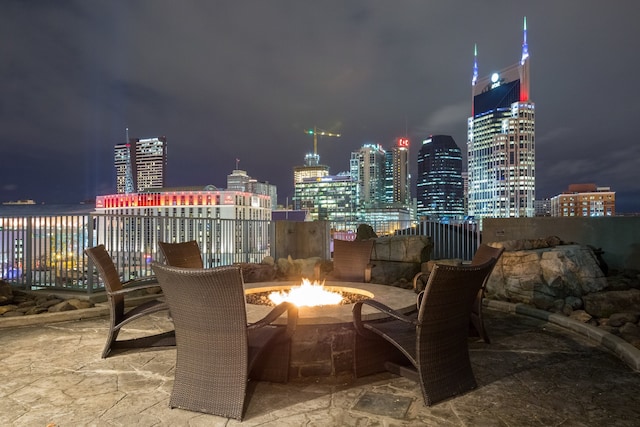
[1,1,639,212]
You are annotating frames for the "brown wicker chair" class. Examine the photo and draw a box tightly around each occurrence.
[150,262,298,420]
[85,245,175,358]
[411,243,504,343]
[318,239,375,282]
[352,259,498,406]
[158,240,203,268]
[468,244,505,343]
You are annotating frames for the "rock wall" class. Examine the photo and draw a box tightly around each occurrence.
[486,243,608,310]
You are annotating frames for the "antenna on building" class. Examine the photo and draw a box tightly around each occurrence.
[472,43,478,86]
[124,127,135,194]
[235,158,240,170]
[521,16,529,65]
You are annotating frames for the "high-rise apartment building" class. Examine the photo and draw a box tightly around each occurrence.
[114,136,167,193]
[293,153,330,210]
[114,143,135,194]
[350,144,387,209]
[416,135,464,220]
[385,138,411,206]
[467,18,535,220]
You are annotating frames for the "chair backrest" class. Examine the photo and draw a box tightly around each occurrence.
[332,239,374,282]
[416,260,497,342]
[85,244,123,294]
[158,240,203,268]
[150,263,249,364]
[471,243,505,266]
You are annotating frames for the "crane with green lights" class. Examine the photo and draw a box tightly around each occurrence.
[304,126,341,156]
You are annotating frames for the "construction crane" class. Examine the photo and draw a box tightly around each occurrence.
[304,126,341,156]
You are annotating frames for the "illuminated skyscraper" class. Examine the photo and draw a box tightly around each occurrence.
[293,153,330,210]
[467,17,535,219]
[416,135,463,219]
[385,138,411,206]
[133,137,167,192]
[294,174,356,221]
[114,143,135,194]
[114,136,167,193]
[350,144,387,209]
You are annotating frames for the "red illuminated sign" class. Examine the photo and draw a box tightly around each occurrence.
[397,138,409,148]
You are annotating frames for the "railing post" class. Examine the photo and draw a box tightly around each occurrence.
[87,213,95,294]
[25,218,33,290]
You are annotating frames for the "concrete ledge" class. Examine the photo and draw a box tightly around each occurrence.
[486,299,640,372]
[0,305,109,329]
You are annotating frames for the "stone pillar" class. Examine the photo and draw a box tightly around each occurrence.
[272,221,331,261]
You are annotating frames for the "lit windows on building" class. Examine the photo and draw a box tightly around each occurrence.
[350,144,387,209]
[416,135,464,220]
[293,175,356,222]
[467,18,535,220]
[114,136,167,194]
[550,184,615,217]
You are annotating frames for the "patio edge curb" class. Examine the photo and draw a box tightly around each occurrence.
[486,299,640,372]
[0,306,109,329]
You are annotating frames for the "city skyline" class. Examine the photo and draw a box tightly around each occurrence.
[1,2,639,213]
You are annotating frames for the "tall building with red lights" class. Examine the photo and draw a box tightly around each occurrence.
[467,17,535,219]
[385,137,410,206]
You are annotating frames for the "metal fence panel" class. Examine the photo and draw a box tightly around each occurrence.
[1,213,479,293]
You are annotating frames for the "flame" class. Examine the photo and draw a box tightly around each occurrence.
[269,278,343,307]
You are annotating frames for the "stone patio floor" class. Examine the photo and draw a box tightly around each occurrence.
[1,303,640,426]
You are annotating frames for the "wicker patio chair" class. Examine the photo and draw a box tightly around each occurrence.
[468,244,505,343]
[158,240,203,268]
[85,245,175,358]
[352,259,497,406]
[318,239,375,282]
[411,243,504,343]
[150,263,298,420]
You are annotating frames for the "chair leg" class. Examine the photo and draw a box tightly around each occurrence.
[101,328,120,358]
[354,333,407,378]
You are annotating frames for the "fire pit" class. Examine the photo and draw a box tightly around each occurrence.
[244,280,417,380]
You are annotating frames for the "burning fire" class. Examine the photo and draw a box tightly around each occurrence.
[269,278,343,307]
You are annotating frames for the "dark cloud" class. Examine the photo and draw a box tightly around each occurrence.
[1,1,639,212]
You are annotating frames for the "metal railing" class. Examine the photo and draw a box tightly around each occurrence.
[1,213,480,293]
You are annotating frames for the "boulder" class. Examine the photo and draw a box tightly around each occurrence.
[48,301,76,313]
[274,256,321,281]
[486,244,608,309]
[237,262,277,283]
[582,289,640,318]
[608,312,640,327]
[370,235,432,284]
[0,280,12,304]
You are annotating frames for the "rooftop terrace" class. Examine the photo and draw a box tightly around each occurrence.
[1,302,639,426]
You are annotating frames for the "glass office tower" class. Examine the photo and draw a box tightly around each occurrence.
[416,135,463,220]
[467,17,535,219]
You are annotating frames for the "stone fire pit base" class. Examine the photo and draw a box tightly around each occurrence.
[245,281,417,380]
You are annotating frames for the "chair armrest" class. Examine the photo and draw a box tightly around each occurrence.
[352,299,417,336]
[109,276,161,296]
[248,301,298,339]
[122,275,159,287]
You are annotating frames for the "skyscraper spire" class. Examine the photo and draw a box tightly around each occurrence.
[521,16,529,65]
[472,43,479,86]
[124,127,135,194]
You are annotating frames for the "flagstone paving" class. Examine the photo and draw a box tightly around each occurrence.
[1,305,640,426]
